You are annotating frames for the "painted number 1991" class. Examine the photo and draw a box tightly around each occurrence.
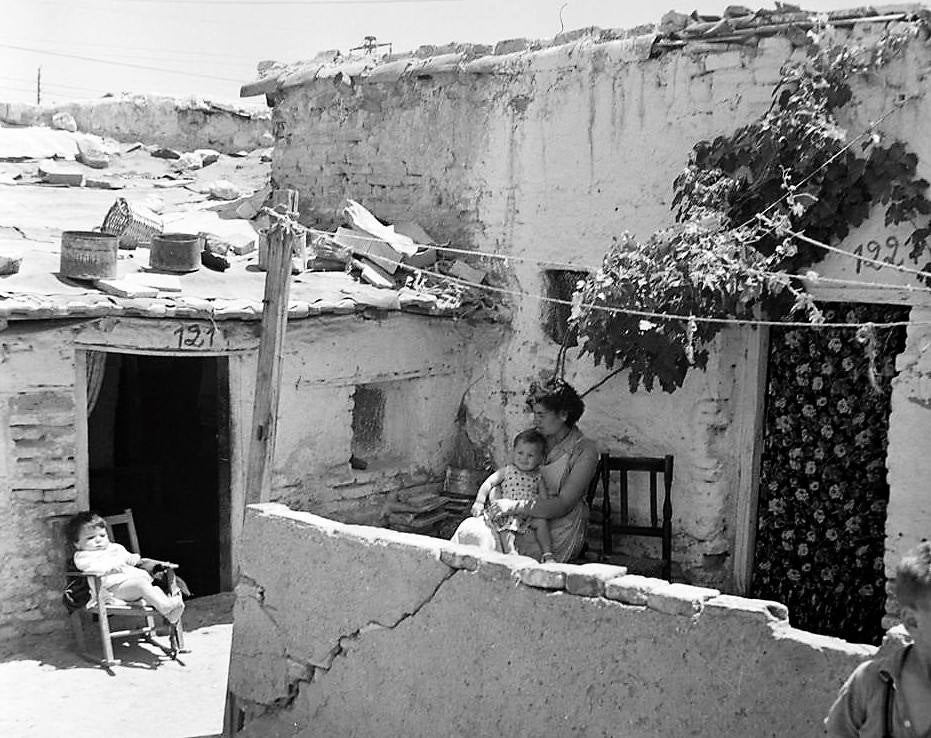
[173,323,217,349]
[851,236,914,274]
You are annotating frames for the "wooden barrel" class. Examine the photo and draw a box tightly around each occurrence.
[150,232,201,273]
[59,231,118,281]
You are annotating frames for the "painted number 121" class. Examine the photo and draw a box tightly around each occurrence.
[173,324,216,349]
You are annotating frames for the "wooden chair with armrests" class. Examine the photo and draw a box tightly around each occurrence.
[65,508,186,671]
[587,454,675,580]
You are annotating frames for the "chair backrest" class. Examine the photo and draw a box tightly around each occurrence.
[602,455,673,531]
[103,508,141,555]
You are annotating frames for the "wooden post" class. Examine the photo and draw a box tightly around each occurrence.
[245,207,296,507]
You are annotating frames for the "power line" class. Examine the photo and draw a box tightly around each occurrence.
[24,0,462,4]
[3,37,253,62]
[0,44,243,83]
[0,74,110,94]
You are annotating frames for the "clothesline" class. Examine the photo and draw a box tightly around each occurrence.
[388,256,931,329]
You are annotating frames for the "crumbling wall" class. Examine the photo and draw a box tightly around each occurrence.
[253,315,504,524]
[0,323,79,645]
[229,504,875,738]
[269,30,931,588]
[884,311,931,621]
[0,95,271,153]
[0,313,502,648]
[269,36,800,586]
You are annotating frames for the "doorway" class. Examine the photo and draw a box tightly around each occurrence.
[86,352,232,597]
[749,302,907,644]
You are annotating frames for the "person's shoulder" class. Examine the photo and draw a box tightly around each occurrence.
[840,649,899,696]
[572,434,600,459]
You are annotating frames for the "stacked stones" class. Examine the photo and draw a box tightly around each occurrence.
[1,390,77,645]
[439,543,788,621]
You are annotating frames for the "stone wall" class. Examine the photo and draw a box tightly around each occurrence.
[0,95,271,153]
[228,503,877,738]
[0,325,79,644]
[267,28,931,588]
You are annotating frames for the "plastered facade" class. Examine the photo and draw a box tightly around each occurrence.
[229,503,877,738]
[0,313,499,647]
[267,27,931,588]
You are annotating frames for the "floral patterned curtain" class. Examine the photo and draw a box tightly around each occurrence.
[750,303,907,645]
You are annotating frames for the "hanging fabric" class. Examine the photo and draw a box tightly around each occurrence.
[86,352,106,415]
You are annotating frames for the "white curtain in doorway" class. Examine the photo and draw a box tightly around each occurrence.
[86,352,106,414]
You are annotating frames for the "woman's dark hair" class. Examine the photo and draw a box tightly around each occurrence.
[513,428,546,450]
[895,541,931,609]
[64,511,105,545]
[525,377,585,427]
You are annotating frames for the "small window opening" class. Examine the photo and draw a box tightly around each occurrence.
[351,384,385,459]
[541,269,587,345]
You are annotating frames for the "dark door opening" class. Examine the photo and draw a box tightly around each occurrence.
[87,352,231,597]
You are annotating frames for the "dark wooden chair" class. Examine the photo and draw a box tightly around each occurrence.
[587,454,674,580]
[66,508,186,671]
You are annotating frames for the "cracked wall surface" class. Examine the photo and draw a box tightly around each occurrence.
[230,504,876,737]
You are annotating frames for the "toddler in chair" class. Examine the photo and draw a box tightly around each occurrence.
[65,511,185,624]
[471,429,555,562]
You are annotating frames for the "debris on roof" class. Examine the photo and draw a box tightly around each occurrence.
[240,5,929,97]
[0,121,505,325]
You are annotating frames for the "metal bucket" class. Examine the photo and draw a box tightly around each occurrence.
[59,230,118,281]
[444,467,487,499]
[149,232,201,273]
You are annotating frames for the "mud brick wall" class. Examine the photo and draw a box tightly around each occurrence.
[229,504,876,738]
[268,29,931,589]
[0,390,78,645]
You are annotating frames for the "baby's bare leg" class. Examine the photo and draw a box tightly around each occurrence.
[499,530,518,555]
[530,518,554,560]
[110,576,184,622]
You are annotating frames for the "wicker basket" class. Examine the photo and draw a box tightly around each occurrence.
[100,197,163,249]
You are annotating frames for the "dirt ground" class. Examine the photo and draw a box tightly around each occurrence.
[0,593,234,738]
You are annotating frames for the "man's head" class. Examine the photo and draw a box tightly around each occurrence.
[894,542,931,651]
[65,511,109,552]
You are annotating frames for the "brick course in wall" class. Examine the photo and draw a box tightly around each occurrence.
[1,389,78,646]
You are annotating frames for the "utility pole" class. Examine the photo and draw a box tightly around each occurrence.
[245,193,300,509]
[36,66,41,105]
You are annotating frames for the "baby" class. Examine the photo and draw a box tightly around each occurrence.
[471,429,555,562]
[65,511,184,624]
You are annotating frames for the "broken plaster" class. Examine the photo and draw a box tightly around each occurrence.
[243,560,458,713]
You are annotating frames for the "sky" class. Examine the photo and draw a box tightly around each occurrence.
[0,0,902,107]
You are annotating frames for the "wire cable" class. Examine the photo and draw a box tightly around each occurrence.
[356,250,931,329]
[0,44,243,83]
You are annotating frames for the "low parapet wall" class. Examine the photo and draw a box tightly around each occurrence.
[0,95,270,153]
[229,504,876,737]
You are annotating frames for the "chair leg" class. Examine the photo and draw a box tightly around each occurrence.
[662,495,673,581]
[601,467,612,556]
[173,617,187,653]
[96,599,117,667]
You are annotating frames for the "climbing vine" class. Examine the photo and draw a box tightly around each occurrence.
[573,18,931,393]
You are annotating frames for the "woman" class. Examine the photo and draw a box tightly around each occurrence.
[451,378,599,563]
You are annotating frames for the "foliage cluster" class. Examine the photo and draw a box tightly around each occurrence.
[573,19,931,393]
